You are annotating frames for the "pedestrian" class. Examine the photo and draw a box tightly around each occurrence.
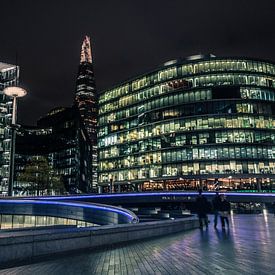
[195,189,210,228]
[219,194,231,229]
[212,192,221,228]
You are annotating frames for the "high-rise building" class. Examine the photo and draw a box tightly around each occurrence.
[75,36,97,140]
[98,55,275,192]
[15,106,92,194]
[75,36,98,190]
[0,62,18,195]
[12,37,98,195]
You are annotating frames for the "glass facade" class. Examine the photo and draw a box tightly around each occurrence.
[98,55,275,191]
[75,36,98,190]
[0,214,97,229]
[0,62,18,195]
[15,106,92,194]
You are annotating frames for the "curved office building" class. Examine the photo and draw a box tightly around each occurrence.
[98,55,275,192]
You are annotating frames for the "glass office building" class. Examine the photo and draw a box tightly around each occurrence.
[0,62,18,195]
[15,106,92,194]
[75,36,98,190]
[98,55,275,192]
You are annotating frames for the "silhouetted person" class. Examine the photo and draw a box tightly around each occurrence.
[219,195,231,228]
[196,189,209,228]
[212,192,222,228]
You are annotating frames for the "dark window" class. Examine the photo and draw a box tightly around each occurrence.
[212,87,241,99]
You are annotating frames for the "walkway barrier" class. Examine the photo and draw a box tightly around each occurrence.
[0,216,199,267]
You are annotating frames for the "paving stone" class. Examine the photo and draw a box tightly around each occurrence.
[1,214,275,274]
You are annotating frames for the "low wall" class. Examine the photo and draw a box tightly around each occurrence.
[0,217,199,267]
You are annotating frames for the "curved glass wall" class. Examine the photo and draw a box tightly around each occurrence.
[0,214,97,229]
[98,56,275,192]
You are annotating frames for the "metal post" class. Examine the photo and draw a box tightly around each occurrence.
[12,96,17,125]
[8,125,16,196]
[110,178,113,194]
[199,178,202,190]
[8,96,18,196]
[4,87,27,197]
[98,185,102,194]
[257,178,261,192]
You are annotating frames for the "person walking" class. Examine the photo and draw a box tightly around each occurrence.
[195,189,210,228]
[212,192,221,228]
[219,195,231,229]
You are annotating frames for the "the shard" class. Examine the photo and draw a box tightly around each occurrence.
[75,36,97,190]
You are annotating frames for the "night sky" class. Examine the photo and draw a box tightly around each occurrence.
[1,0,275,125]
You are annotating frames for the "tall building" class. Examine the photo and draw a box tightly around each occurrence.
[98,55,275,192]
[75,36,98,190]
[12,37,98,195]
[15,106,92,194]
[0,62,18,195]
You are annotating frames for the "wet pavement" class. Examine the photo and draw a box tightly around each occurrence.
[1,213,274,274]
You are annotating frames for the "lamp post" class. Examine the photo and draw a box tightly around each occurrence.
[110,177,113,193]
[3,87,27,196]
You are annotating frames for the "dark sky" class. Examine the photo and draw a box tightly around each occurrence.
[1,0,275,125]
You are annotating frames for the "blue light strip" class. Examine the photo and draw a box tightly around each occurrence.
[33,191,275,201]
[0,200,137,221]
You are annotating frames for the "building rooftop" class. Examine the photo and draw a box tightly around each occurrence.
[99,55,275,95]
[0,62,16,73]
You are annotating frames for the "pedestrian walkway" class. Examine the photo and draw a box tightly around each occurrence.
[1,214,275,274]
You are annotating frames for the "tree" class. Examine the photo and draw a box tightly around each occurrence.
[17,156,65,195]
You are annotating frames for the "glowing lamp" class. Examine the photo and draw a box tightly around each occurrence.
[3,87,27,98]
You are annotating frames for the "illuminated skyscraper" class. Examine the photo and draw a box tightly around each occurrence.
[0,62,19,195]
[75,36,97,189]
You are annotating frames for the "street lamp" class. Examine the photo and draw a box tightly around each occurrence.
[3,86,27,196]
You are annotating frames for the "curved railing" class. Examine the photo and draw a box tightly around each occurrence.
[0,200,139,225]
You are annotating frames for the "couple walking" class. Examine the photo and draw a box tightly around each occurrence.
[196,190,230,229]
[212,192,231,229]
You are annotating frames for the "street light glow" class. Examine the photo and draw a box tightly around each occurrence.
[3,86,27,98]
